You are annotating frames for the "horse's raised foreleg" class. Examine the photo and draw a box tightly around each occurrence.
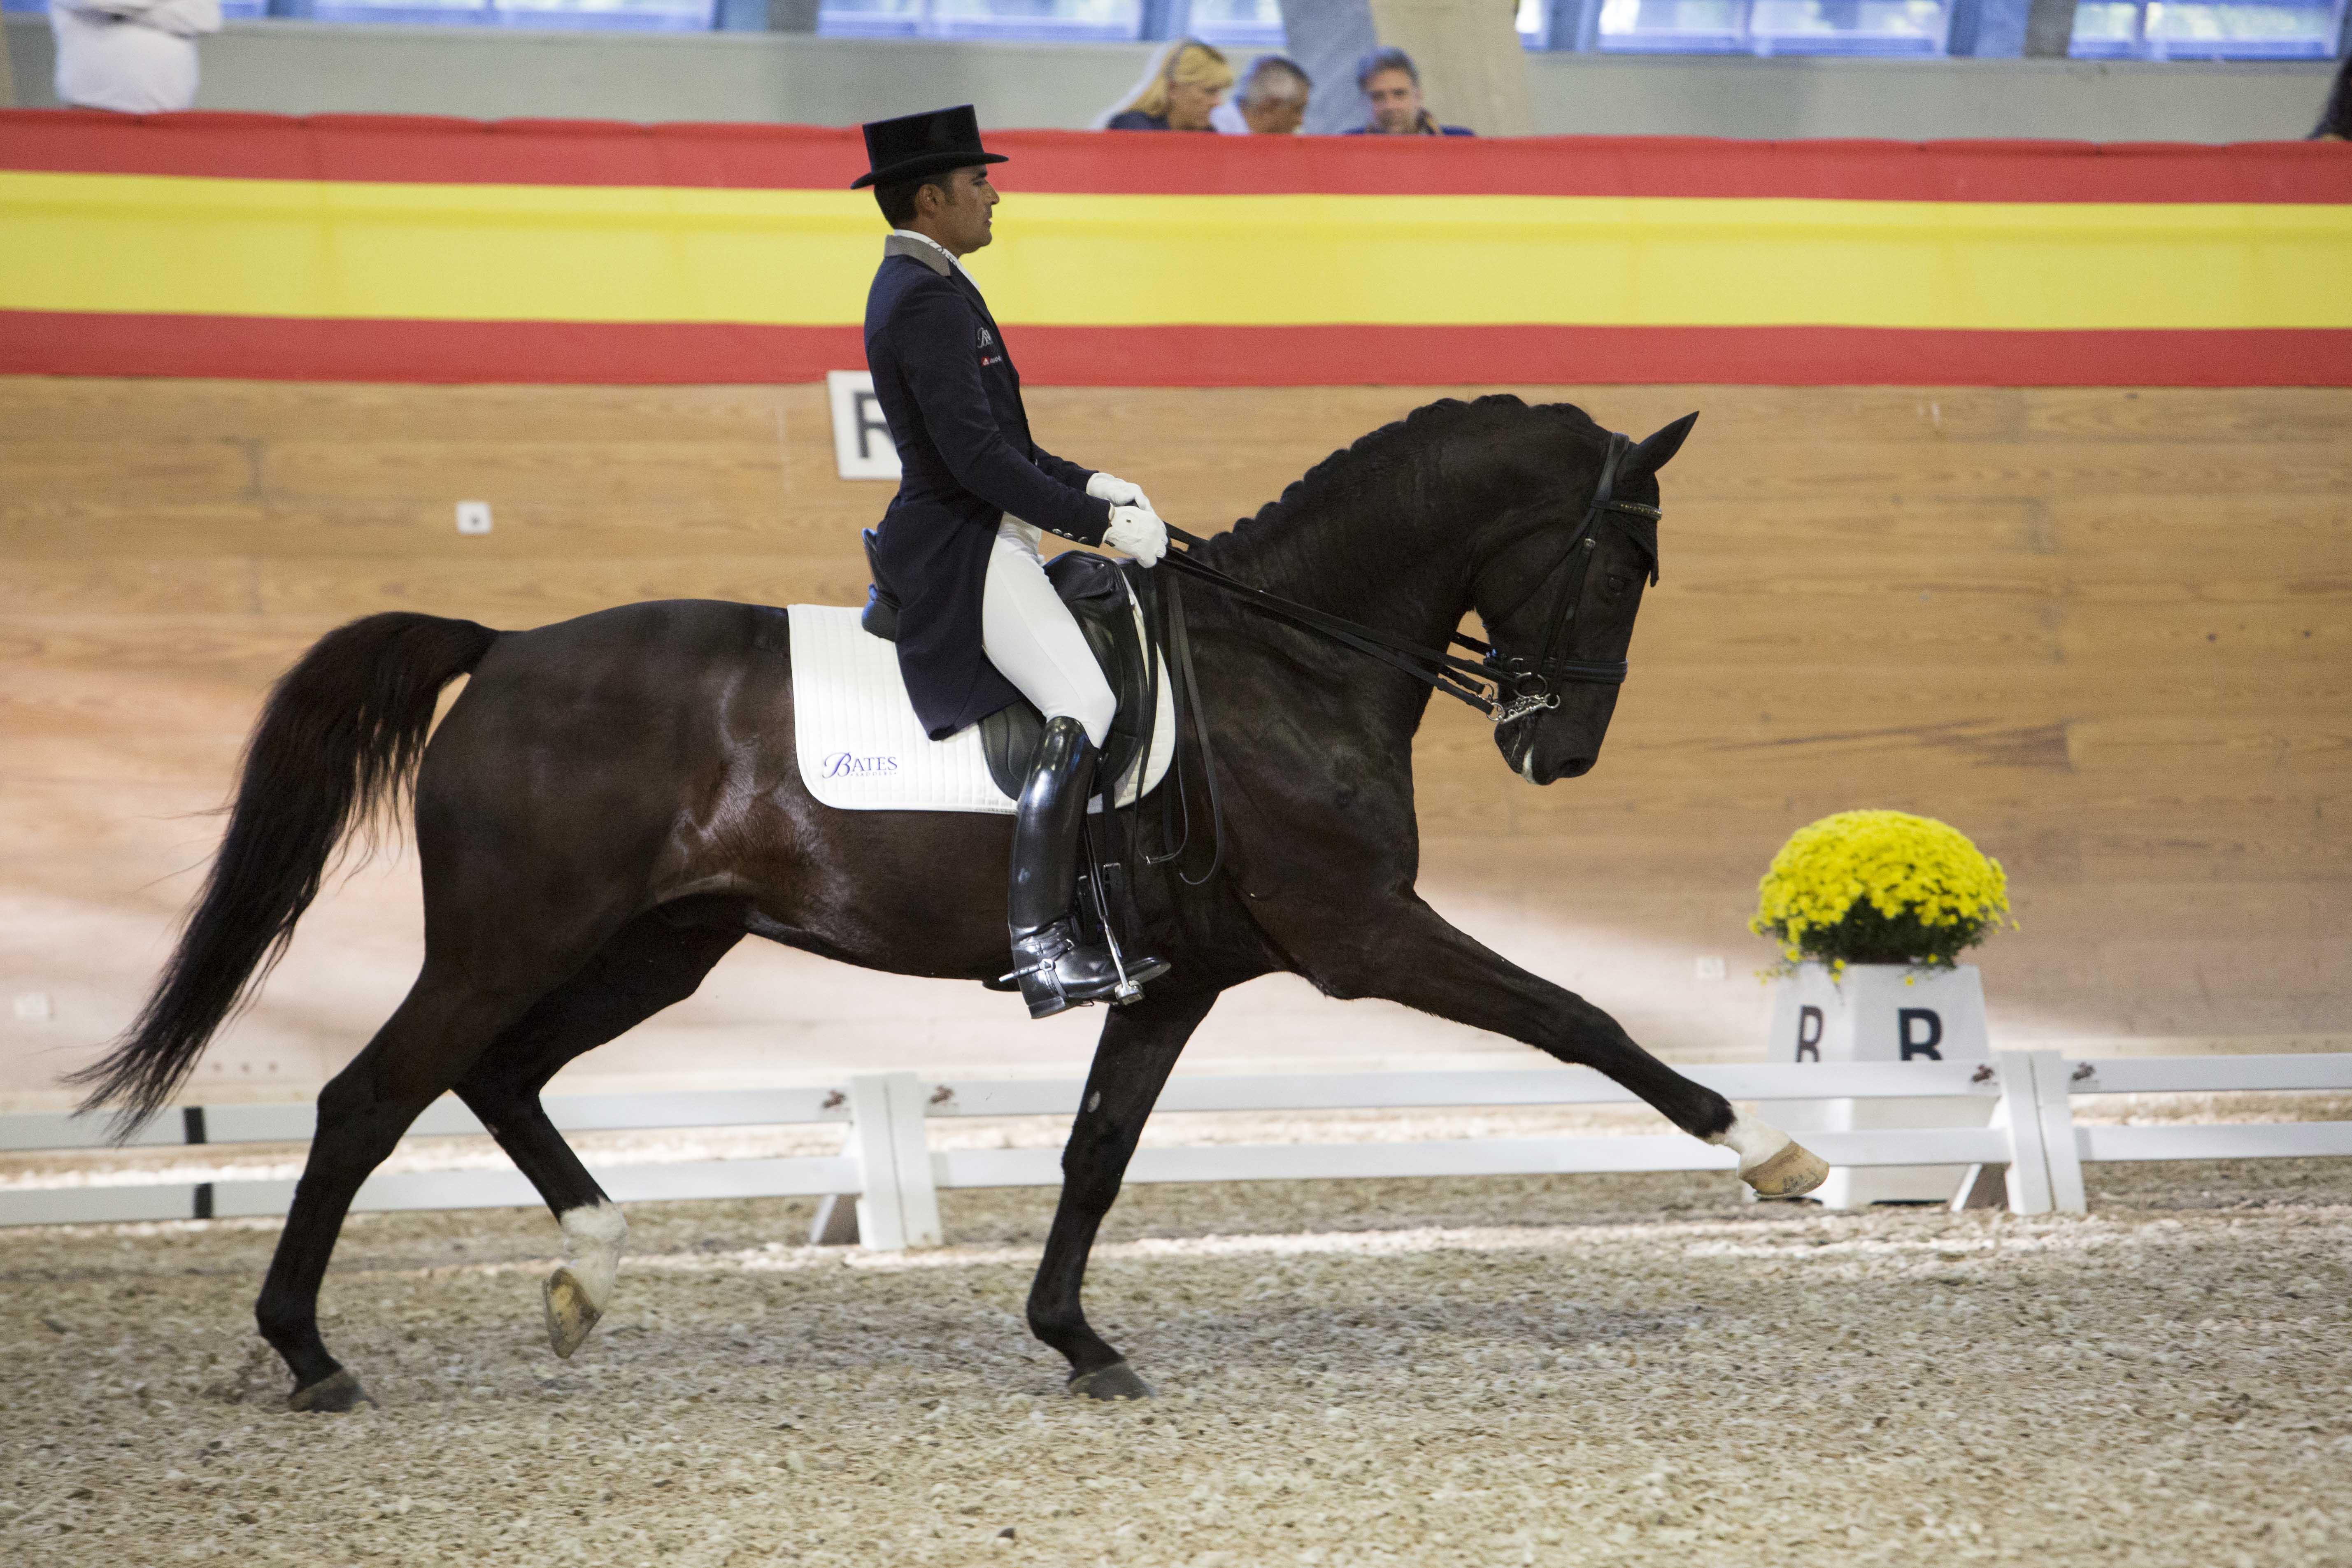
[455,900,746,1358]
[1026,986,1219,1398]
[1301,898,1825,1197]
[256,967,523,1411]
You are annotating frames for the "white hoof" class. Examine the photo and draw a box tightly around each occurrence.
[1743,1141,1830,1198]
[543,1268,602,1359]
[1711,1113,1829,1198]
[543,1200,625,1358]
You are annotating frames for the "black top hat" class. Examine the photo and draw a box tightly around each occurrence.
[851,105,1008,191]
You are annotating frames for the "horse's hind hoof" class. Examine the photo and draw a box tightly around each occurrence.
[1744,1140,1830,1198]
[1068,1361,1155,1401]
[543,1267,603,1359]
[287,1368,374,1414]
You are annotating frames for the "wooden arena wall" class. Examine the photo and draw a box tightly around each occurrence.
[2,377,2346,1100]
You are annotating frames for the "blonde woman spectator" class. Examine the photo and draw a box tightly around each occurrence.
[50,0,220,114]
[1100,38,1233,132]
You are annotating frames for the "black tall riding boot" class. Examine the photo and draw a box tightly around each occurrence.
[1008,717,1150,1020]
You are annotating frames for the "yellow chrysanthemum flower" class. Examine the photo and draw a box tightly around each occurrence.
[1750,810,2010,973]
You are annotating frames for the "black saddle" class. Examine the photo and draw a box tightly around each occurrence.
[859,530,1156,801]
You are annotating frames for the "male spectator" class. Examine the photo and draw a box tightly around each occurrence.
[1210,55,1313,136]
[1345,47,1473,137]
[2313,52,2350,140]
[1099,38,1233,132]
[49,0,219,114]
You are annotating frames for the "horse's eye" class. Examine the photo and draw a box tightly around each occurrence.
[1604,573,1632,596]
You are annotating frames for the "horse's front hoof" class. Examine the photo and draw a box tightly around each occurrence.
[543,1267,603,1359]
[1743,1140,1830,1198]
[287,1368,374,1414]
[1068,1361,1155,1401]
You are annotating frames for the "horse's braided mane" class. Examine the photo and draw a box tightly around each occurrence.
[1224,393,1605,544]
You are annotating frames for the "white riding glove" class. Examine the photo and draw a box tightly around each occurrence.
[1086,471,1157,516]
[1103,503,1168,568]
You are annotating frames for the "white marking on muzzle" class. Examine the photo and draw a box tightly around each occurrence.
[557,1201,628,1313]
[1708,1112,1792,1176]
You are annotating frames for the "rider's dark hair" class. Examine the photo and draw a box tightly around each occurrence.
[874,174,952,228]
[2314,53,2352,140]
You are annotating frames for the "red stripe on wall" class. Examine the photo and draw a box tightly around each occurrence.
[0,312,867,384]
[5,110,2347,204]
[7,311,2349,388]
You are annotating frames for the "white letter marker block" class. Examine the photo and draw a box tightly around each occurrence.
[826,370,903,481]
[1768,962,1994,1207]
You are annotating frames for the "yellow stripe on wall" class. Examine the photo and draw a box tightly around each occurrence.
[5,171,2348,331]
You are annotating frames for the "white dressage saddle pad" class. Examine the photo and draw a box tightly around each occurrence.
[786,603,1176,815]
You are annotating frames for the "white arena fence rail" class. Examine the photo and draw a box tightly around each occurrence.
[2,1053,2347,1245]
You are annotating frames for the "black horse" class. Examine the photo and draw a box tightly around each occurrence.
[74,395,1824,1412]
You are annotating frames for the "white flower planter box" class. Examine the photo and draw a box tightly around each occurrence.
[1766,961,1994,1209]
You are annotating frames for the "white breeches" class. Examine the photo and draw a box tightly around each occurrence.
[982,520,1116,749]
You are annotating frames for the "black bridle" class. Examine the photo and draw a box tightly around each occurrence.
[1135,431,1661,887]
[1154,430,1661,726]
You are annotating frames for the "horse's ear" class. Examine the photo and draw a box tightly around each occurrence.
[1624,412,1698,478]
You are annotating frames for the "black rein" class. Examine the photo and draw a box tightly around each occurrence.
[1152,430,1661,726]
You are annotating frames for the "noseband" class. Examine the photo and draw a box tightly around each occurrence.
[1459,430,1662,724]
[1155,429,1660,727]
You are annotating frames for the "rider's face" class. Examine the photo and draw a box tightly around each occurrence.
[923,167,999,256]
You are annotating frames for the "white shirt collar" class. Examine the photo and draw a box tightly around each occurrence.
[889,228,974,281]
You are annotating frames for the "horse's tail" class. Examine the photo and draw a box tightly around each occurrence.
[69,612,500,1135]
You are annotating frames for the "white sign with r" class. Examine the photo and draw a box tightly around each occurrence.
[826,370,901,481]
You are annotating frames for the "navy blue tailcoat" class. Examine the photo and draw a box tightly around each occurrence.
[863,235,1110,739]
